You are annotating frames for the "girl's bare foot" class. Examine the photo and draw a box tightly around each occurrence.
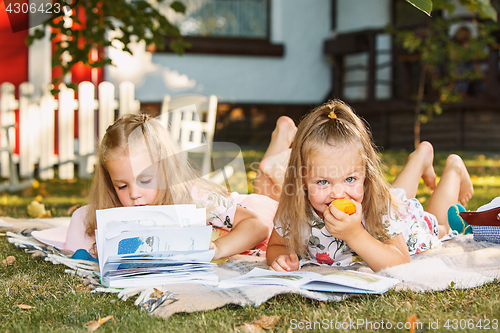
[259,149,291,186]
[413,141,437,190]
[447,154,474,206]
[263,116,297,158]
[253,116,296,200]
[274,116,296,145]
[422,165,437,191]
[458,164,474,206]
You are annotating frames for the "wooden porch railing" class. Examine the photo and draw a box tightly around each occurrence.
[323,28,500,150]
[323,28,500,103]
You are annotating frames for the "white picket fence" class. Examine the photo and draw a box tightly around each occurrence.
[0,81,141,185]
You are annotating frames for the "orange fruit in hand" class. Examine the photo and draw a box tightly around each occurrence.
[331,198,356,215]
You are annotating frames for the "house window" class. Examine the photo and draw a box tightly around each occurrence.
[160,0,283,56]
[167,0,269,39]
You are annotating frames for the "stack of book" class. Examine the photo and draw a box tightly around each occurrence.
[95,205,217,288]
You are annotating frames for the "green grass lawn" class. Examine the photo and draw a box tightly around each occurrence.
[1,149,500,332]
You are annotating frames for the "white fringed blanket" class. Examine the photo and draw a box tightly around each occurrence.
[3,218,500,318]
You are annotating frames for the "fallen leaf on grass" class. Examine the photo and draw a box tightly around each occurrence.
[406,314,418,333]
[27,201,51,218]
[150,288,163,299]
[211,258,229,265]
[17,304,35,310]
[236,315,280,332]
[86,315,114,331]
[254,315,280,329]
[76,284,90,292]
[2,256,16,265]
[236,323,264,333]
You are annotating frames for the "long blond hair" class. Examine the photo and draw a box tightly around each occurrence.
[84,113,226,247]
[274,100,395,257]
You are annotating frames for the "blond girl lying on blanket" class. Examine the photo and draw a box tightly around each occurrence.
[65,113,276,260]
[255,100,474,272]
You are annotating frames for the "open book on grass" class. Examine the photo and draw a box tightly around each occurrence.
[218,268,400,294]
[95,205,217,288]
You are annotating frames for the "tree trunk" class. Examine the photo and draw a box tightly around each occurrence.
[414,65,427,149]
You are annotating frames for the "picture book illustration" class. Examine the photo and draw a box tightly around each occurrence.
[117,236,160,254]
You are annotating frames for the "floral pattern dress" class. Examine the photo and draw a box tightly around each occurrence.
[191,187,277,256]
[277,188,444,267]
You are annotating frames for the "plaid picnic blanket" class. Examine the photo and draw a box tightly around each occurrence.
[4,218,500,318]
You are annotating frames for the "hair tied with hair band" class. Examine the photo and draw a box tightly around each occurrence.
[328,111,337,120]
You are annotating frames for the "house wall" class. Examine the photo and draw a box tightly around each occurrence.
[336,0,392,101]
[337,0,391,32]
[106,0,332,105]
[0,4,29,88]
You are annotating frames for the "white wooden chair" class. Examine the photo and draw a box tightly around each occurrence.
[160,94,233,184]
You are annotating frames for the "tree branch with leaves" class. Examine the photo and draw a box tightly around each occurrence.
[27,0,190,93]
[391,0,498,148]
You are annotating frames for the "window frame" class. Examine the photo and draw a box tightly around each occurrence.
[159,0,284,57]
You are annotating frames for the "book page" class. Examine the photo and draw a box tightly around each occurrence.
[97,205,206,229]
[100,226,212,273]
[103,249,216,276]
[302,270,400,293]
[218,268,322,289]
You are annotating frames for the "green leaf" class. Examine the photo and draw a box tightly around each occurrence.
[170,1,186,14]
[482,5,498,22]
[34,29,45,39]
[405,0,433,16]
[433,103,443,115]
[27,0,188,90]
[25,35,35,46]
[419,114,429,123]
[169,38,191,54]
[67,82,78,91]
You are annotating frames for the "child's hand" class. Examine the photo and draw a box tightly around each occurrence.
[323,201,364,243]
[269,253,299,272]
[209,241,221,260]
